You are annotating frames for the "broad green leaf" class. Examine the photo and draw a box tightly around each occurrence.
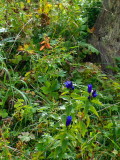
[41,86,49,94]
[0,109,8,118]
[91,99,103,105]
[74,96,87,101]
[89,106,99,117]
[44,81,51,88]
[70,93,80,99]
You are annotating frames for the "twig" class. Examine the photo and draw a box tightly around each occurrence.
[97,102,120,113]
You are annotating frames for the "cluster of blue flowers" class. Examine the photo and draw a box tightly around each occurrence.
[64,81,74,90]
[88,84,98,99]
[64,82,98,127]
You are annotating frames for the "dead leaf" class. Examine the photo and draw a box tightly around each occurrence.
[88,27,96,33]
[40,36,51,51]
[40,45,45,51]
[45,43,51,49]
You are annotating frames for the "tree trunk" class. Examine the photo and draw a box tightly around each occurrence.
[89,0,120,74]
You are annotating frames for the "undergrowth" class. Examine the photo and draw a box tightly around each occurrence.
[0,0,120,159]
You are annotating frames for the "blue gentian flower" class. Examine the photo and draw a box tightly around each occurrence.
[88,84,92,93]
[92,90,98,97]
[64,81,74,90]
[66,116,72,127]
[87,84,98,99]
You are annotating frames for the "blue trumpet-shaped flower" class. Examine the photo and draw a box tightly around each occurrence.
[88,84,92,93]
[87,84,98,99]
[92,90,98,97]
[66,116,72,127]
[64,81,74,90]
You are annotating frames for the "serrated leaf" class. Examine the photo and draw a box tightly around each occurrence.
[78,42,99,54]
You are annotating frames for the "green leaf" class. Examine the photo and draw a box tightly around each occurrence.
[58,70,66,77]
[79,121,87,137]
[104,122,113,129]
[9,55,22,64]
[60,95,70,101]
[18,132,35,142]
[73,96,87,101]
[50,113,59,120]
[51,140,61,150]
[50,80,60,91]
[91,99,102,106]
[78,42,99,54]
[70,93,80,99]
[86,115,90,127]
[84,105,89,115]
[41,86,50,94]
[62,139,68,151]
[0,109,8,118]
[50,92,59,99]
[61,91,70,95]
[89,106,99,117]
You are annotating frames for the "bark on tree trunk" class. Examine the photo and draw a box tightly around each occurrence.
[89,0,120,74]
